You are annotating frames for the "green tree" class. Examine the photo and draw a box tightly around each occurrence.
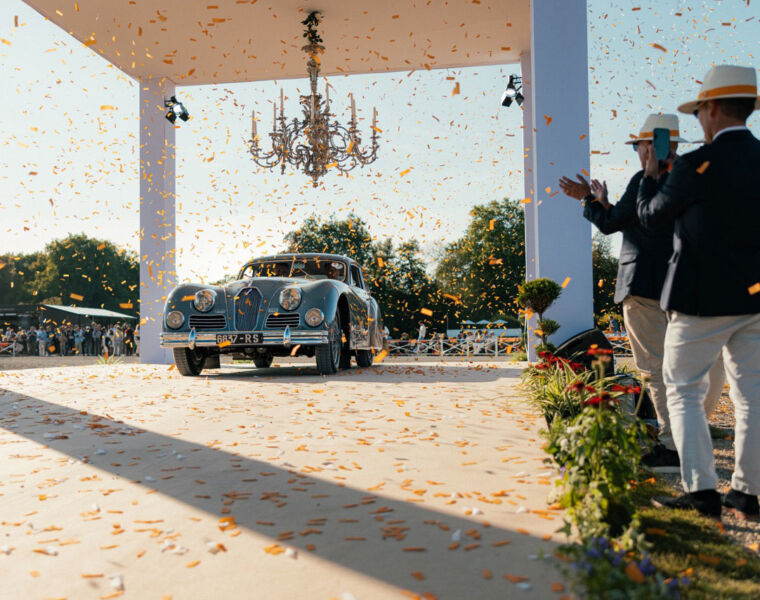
[284,214,374,266]
[434,198,525,322]
[28,234,139,314]
[592,232,619,322]
[0,252,43,305]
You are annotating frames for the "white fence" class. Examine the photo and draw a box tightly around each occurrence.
[385,333,632,358]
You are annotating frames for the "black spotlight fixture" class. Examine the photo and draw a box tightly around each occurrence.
[500,75,523,108]
[164,95,190,123]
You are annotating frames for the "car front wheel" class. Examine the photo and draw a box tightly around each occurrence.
[315,314,342,375]
[253,352,273,369]
[173,347,204,376]
[355,349,374,368]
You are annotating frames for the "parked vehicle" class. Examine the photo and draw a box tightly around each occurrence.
[160,253,384,375]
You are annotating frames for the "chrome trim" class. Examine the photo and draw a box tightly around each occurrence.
[160,329,329,348]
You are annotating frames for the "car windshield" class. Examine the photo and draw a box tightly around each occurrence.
[241,258,347,282]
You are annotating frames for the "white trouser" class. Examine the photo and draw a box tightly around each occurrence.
[664,311,760,494]
[623,296,725,450]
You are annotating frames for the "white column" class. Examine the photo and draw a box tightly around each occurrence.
[520,50,539,353]
[139,77,177,364]
[524,0,593,361]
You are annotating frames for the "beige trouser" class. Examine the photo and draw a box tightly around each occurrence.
[622,296,725,450]
[664,311,760,494]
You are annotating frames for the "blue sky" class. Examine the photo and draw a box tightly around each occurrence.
[1,0,758,282]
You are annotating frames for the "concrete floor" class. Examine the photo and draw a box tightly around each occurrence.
[0,359,567,600]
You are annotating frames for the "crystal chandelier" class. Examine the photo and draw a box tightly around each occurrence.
[247,11,380,187]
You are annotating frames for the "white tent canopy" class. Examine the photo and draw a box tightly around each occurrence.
[42,305,138,320]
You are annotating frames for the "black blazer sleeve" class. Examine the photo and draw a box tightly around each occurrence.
[582,171,643,234]
[636,157,700,229]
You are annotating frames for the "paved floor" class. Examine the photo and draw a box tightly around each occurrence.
[0,360,567,600]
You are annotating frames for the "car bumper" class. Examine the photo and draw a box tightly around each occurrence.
[160,330,329,348]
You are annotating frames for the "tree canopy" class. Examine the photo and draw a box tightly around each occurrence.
[592,232,619,321]
[434,199,525,323]
[0,234,139,314]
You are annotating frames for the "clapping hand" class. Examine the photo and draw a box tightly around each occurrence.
[589,179,611,210]
[558,174,591,200]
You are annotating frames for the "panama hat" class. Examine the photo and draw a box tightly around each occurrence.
[678,65,760,115]
[625,113,689,144]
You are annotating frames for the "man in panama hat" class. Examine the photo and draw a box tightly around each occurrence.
[638,65,760,520]
[559,114,726,474]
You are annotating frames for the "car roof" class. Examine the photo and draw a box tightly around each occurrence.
[245,253,359,267]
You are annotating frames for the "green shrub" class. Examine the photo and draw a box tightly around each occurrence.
[545,399,647,538]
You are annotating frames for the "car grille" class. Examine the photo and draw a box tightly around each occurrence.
[234,287,261,331]
[266,313,300,329]
[188,314,226,330]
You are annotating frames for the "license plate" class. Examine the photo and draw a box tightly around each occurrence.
[216,333,262,345]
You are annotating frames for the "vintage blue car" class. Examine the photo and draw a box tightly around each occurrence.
[160,253,384,375]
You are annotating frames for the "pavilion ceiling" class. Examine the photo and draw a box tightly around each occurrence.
[23,0,529,84]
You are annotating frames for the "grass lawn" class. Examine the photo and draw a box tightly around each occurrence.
[633,477,760,599]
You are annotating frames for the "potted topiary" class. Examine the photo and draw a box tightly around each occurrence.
[516,278,562,353]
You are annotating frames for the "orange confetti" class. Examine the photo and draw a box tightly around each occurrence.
[649,43,668,52]
[696,161,710,174]
[624,561,645,583]
[96,243,106,250]
[561,277,571,288]
[749,283,760,295]
[186,560,200,568]
[411,571,425,580]
[551,582,565,592]
[399,168,411,177]
[503,574,529,583]
[420,308,433,317]
[488,219,495,230]
[452,82,460,96]
[544,115,553,125]
[69,293,84,301]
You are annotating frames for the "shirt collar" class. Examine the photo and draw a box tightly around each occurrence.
[712,125,749,142]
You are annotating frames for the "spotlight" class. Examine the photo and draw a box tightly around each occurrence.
[164,96,190,123]
[500,75,523,108]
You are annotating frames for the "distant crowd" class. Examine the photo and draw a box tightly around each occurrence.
[1,323,138,357]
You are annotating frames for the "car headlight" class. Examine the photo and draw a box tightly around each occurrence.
[193,289,216,312]
[305,308,324,327]
[279,288,302,311]
[166,310,185,329]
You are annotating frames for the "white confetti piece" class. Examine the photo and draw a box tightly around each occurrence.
[517,582,532,591]
[451,529,462,542]
[110,574,124,591]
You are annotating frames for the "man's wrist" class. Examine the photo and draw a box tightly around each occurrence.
[581,193,594,207]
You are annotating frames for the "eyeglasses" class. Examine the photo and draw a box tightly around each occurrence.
[632,142,639,151]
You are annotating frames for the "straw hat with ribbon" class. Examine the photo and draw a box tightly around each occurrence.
[678,64,760,115]
[625,113,689,145]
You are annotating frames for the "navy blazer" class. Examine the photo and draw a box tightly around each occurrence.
[637,129,760,316]
[583,170,673,303]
